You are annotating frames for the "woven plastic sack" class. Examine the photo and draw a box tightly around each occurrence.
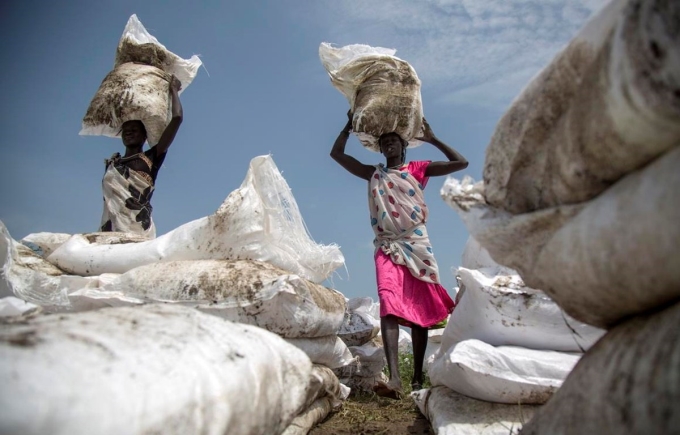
[441,145,680,328]
[47,155,344,285]
[440,267,604,353]
[82,63,172,146]
[0,221,105,308]
[428,339,580,405]
[319,42,424,152]
[282,397,334,435]
[80,14,201,145]
[77,259,346,338]
[114,14,201,88]
[284,336,355,369]
[338,297,380,347]
[0,304,313,435]
[413,386,539,435]
[522,301,680,435]
[483,0,680,214]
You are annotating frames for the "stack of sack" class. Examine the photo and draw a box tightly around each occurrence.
[333,297,384,393]
[423,237,604,405]
[319,42,425,151]
[417,238,605,434]
[333,297,414,394]
[1,155,351,433]
[439,0,680,433]
[81,15,201,145]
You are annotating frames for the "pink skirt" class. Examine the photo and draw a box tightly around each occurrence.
[375,250,455,328]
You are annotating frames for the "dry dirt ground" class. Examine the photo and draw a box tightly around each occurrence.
[311,391,434,435]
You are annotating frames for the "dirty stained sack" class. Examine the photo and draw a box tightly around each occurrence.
[46,155,344,285]
[114,14,201,89]
[413,386,539,435]
[441,145,680,328]
[440,267,604,353]
[428,339,580,405]
[80,14,201,146]
[0,222,102,308]
[0,304,313,435]
[82,63,172,146]
[98,259,347,338]
[284,336,355,369]
[484,0,680,213]
[338,297,380,347]
[521,301,680,435]
[319,42,424,151]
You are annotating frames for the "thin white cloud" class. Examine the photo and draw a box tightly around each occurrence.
[310,0,608,110]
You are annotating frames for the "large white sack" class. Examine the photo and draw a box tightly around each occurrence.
[413,386,539,435]
[428,339,580,404]
[521,300,680,435]
[0,222,106,308]
[338,297,380,347]
[335,338,386,379]
[281,397,334,435]
[81,15,201,145]
[85,259,347,338]
[483,0,680,214]
[319,42,424,151]
[284,336,355,369]
[441,268,604,353]
[441,145,680,328]
[82,63,172,146]
[47,155,344,284]
[304,365,350,410]
[114,14,201,89]
[0,304,313,435]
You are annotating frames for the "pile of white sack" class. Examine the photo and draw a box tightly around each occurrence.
[417,238,605,433]
[333,297,415,394]
[1,155,351,434]
[81,15,202,145]
[319,42,425,152]
[435,0,680,433]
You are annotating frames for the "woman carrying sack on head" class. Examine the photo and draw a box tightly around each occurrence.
[99,75,183,239]
[330,111,468,399]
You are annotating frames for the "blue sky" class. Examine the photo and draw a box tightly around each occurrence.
[0,0,604,300]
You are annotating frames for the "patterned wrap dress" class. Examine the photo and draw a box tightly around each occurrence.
[369,161,455,327]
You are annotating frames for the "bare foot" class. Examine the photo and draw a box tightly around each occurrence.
[373,380,404,400]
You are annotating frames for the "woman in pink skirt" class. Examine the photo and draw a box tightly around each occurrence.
[330,112,468,399]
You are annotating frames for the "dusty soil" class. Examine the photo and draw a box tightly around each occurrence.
[311,392,433,435]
